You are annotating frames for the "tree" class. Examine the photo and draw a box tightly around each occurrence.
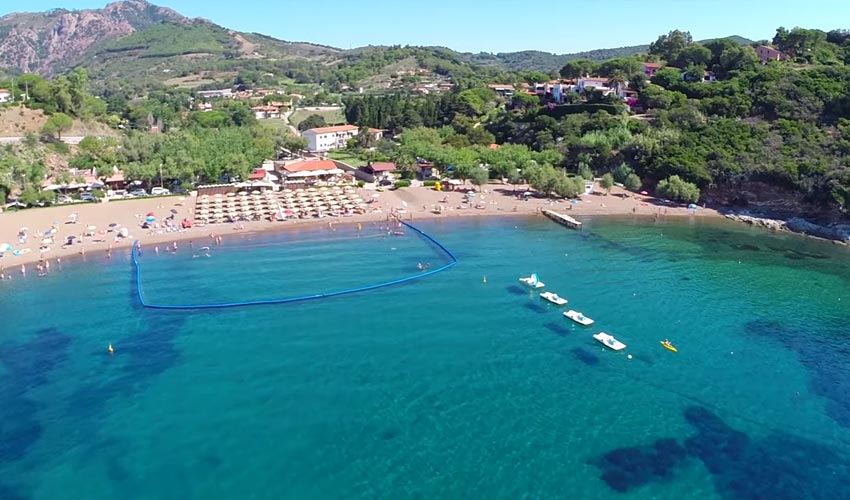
[612,162,634,183]
[578,162,593,180]
[297,114,328,132]
[672,45,711,69]
[598,58,642,78]
[554,174,582,198]
[624,173,642,192]
[41,113,73,140]
[649,29,694,62]
[656,175,700,203]
[560,59,600,79]
[469,166,489,191]
[599,173,614,194]
[281,135,308,154]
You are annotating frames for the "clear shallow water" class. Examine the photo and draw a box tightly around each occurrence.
[1,216,850,500]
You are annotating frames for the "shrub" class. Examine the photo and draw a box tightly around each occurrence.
[48,141,70,154]
[423,180,437,187]
[612,162,634,184]
[624,173,642,192]
[542,103,624,118]
[394,180,411,188]
[656,175,700,203]
[357,180,365,187]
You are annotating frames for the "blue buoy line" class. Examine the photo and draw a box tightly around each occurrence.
[131,221,458,310]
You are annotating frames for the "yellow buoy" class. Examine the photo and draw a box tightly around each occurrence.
[108,343,114,354]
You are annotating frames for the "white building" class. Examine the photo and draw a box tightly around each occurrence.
[196,89,234,99]
[301,125,383,152]
[0,89,11,103]
[251,105,281,119]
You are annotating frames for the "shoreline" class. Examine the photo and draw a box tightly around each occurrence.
[1,183,723,273]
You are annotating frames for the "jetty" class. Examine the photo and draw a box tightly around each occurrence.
[543,210,582,230]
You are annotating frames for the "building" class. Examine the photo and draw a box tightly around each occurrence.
[641,62,663,77]
[0,89,10,103]
[361,162,397,184]
[575,77,625,99]
[301,125,383,152]
[251,105,281,119]
[488,84,515,97]
[275,159,344,184]
[755,45,785,64]
[196,89,234,99]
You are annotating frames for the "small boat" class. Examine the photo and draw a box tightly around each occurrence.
[564,310,594,326]
[660,340,678,352]
[519,273,545,289]
[540,291,567,305]
[593,332,626,351]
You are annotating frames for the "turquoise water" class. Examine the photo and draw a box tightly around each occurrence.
[2,216,850,500]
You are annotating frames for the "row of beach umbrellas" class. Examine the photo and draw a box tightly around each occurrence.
[195,191,281,223]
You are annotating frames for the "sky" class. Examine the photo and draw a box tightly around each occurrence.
[2,0,848,54]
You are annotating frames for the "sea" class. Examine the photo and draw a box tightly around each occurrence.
[1,215,850,500]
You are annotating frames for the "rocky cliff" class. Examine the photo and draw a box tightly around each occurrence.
[0,0,187,75]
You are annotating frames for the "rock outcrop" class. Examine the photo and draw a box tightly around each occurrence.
[0,0,186,75]
[725,212,850,243]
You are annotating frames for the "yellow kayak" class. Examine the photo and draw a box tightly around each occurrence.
[660,341,678,353]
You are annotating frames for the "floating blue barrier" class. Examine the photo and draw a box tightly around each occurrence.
[132,221,458,310]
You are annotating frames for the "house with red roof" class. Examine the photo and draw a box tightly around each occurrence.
[755,45,785,64]
[361,162,397,184]
[275,159,346,184]
[642,62,663,77]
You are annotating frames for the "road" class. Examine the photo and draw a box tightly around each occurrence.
[0,136,89,145]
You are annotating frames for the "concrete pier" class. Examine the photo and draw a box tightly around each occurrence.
[543,210,582,230]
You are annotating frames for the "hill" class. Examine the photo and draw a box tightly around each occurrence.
[465,36,754,72]
[0,1,755,86]
[0,0,186,75]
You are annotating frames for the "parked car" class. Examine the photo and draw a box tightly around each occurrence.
[129,188,148,197]
[150,187,171,196]
[110,189,129,199]
[80,192,95,202]
[57,194,73,204]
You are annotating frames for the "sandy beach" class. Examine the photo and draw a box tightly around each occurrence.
[0,183,720,272]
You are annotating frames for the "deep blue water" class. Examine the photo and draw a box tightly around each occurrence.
[1,215,849,499]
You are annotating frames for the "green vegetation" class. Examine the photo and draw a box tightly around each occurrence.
[290,109,345,129]
[4,20,850,220]
[657,175,700,203]
[104,22,236,58]
[327,151,367,168]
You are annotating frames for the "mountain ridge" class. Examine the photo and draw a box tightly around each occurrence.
[0,1,755,81]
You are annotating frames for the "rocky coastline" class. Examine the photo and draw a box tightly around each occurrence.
[724,212,850,244]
